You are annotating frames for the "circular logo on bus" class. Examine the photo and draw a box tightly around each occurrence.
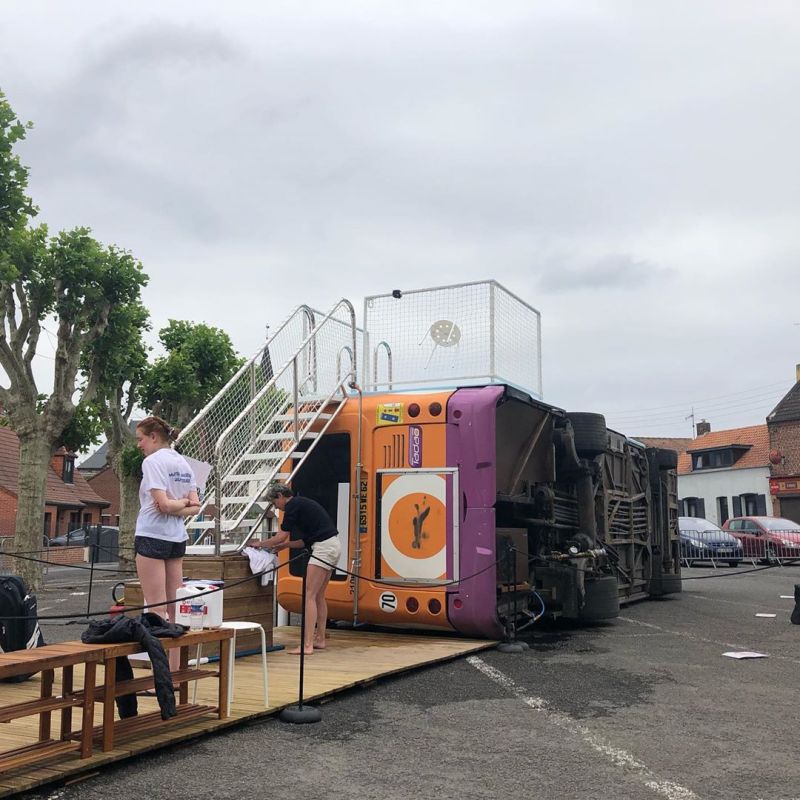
[380,473,447,579]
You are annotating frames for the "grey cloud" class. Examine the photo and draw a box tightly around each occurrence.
[537,254,675,293]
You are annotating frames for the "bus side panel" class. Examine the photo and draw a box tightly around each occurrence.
[445,386,505,639]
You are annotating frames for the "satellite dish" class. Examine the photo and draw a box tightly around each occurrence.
[429,320,461,347]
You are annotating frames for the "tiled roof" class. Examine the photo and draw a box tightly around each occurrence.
[638,425,769,476]
[78,420,140,470]
[768,381,800,424]
[0,427,110,507]
[635,437,693,453]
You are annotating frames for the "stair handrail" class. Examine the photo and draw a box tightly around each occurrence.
[212,298,357,469]
[176,304,317,459]
[234,381,353,550]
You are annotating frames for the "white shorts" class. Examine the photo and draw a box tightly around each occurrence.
[309,536,341,572]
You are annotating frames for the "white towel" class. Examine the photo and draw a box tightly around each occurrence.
[243,546,278,586]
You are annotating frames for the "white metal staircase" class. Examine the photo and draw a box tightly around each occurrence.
[177,300,358,550]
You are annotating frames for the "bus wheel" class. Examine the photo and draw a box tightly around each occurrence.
[578,576,619,621]
[567,412,608,457]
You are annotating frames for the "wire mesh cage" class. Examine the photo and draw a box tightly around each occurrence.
[362,280,542,398]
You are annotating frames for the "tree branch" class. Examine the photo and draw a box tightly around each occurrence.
[2,285,18,343]
[0,320,27,393]
[21,317,40,388]
[12,280,30,353]
[123,381,137,421]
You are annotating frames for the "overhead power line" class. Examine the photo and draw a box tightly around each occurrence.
[606,389,784,425]
[603,380,789,415]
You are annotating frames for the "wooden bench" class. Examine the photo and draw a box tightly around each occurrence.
[89,628,234,752]
[0,643,104,772]
[0,628,234,771]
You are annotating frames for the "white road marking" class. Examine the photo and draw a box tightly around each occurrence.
[618,616,800,667]
[687,593,785,614]
[467,655,701,800]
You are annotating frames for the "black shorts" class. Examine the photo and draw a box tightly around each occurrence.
[134,537,187,560]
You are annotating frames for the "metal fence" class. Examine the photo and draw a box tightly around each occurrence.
[681,529,800,568]
[362,280,543,398]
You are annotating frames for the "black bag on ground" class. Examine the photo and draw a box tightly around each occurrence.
[0,576,45,682]
[791,584,800,625]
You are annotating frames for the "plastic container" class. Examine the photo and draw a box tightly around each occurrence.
[175,581,224,629]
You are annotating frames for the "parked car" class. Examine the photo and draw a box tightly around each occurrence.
[678,517,743,567]
[722,516,800,563]
[49,526,119,548]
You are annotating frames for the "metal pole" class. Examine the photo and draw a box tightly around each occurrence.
[279,552,321,723]
[488,282,496,381]
[511,545,518,642]
[87,543,96,617]
[497,543,527,653]
[297,562,308,710]
[214,469,222,557]
[292,359,299,442]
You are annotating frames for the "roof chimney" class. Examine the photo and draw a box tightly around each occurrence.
[696,419,711,437]
[796,363,800,383]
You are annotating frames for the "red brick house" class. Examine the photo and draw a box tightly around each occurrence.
[767,365,800,524]
[0,428,110,541]
[86,465,121,526]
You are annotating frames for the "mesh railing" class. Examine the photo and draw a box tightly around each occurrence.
[177,305,319,466]
[208,300,357,529]
[362,280,542,397]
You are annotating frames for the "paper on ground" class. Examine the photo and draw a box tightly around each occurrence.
[755,613,777,618]
[723,651,769,659]
[780,595,794,599]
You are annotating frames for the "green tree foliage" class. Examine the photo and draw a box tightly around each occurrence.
[0,89,148,589]
[140,320,244,429]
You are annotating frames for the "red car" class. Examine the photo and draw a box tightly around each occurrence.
[722,516,800,562]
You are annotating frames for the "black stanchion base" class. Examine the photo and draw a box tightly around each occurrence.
[280,704,322,724]
[497,641,528,653]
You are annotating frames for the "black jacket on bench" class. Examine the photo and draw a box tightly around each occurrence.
[82,613,185,720]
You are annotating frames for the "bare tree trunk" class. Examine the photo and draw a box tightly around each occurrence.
[105,408,139,568]
[116,469,140,568]
[14,435,53,591]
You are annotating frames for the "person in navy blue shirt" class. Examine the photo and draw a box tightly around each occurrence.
[256,483,341,655]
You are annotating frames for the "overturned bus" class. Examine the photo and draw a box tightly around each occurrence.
[180,281,681,640]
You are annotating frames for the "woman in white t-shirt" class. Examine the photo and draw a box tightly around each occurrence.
[135,416,200,660]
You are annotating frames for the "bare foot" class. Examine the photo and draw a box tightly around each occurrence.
[287,646,314,655]
[313,641,327,650]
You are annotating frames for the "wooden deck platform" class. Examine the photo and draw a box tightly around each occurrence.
[0,627,493,797]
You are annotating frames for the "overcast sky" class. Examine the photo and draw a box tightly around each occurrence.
[2,1,799,438]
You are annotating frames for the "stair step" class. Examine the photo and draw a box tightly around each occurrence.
[223,473,276,482]
[238,451,305,462]
[257,431,319,442]
[187,519,257,531]
[272,412,332,422]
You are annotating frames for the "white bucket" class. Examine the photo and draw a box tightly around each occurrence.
[175,581,224,628]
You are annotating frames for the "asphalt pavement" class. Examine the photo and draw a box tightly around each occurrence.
[20,563,800,800]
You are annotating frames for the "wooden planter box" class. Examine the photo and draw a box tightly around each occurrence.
[123,554,273,658]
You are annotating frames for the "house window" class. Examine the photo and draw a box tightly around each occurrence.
[717,497,729,525]
[62,457,75,484]
[739,493,767,516]
[681,497,706,518]
[690,446,750,471]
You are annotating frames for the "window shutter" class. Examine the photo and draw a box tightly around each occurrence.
[696,498,706,519]
[733,496,742,517]
[755,494,767,515]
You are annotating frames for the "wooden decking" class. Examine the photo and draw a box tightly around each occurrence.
[0,627,493,797]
